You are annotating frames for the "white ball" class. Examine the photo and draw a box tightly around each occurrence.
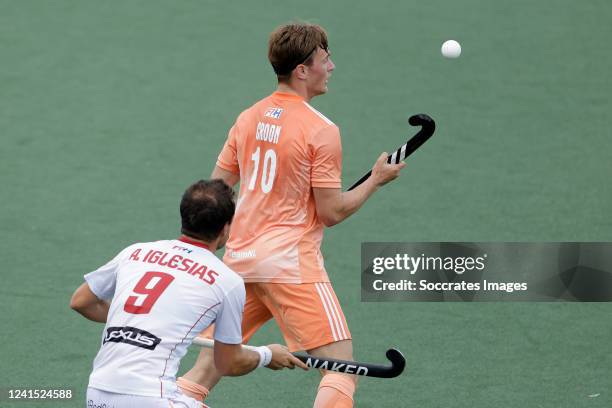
[441,40,461,59]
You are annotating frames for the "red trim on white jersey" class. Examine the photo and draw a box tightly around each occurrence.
[158,302,220,398]
[178,236,210,250]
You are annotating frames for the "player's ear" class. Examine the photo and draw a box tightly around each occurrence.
[294,64,308,80]
[221,223,231,240]
[216,223,232,250]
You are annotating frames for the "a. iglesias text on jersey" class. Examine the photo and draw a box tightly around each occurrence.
[360,242,612,302]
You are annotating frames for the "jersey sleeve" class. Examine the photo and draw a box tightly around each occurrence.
[216,124,240,174]
[83,246,131,301]
[213,281,246,344]
[309,125,342,188]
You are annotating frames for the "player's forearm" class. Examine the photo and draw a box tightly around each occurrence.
[211,166,240,187]
[70,283,110,323]
[71,300,110,323]
[217,349,260,376]
[324,178,379,226]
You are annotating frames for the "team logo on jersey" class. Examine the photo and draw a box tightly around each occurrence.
[264,107,283,119]
[172,245,193,254]
[103,326,162,350]
[229,249,256,259]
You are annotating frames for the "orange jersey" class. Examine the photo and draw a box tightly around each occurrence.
[216,92,342,283]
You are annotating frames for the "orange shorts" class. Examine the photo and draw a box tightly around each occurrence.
[201,282,351,352]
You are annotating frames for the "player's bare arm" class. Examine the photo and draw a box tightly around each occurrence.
[313,153,405,226]
[70,283,110,323]
[214,341,307,376]
[211,166,240,187]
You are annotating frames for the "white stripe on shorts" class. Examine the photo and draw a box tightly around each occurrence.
[315,283,348,341]
[315,283,339,341]
[320,283,349,339]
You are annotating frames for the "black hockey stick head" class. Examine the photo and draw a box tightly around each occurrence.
[347,113,436,190]
[387,113,436,164]
[408,113,435,135]
[381,348,406,378]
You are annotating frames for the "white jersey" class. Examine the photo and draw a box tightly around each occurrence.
[85,237,245,399]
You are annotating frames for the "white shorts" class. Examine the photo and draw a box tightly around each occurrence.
[86,387,203,408]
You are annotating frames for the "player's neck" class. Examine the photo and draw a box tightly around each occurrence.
[179,234,218,252]
[276,82,313,102]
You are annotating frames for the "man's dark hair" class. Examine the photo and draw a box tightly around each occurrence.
[180,179,235,241]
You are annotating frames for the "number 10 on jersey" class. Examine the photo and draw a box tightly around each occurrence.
[248,147,277,193]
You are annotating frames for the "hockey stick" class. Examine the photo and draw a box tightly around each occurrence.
[192,337,405,378]
[347,113,436,191]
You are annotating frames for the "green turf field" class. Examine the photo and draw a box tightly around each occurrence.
[1,1,611,407]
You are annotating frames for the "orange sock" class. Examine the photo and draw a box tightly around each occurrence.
[176,377,209,402]
[313,374,355,408]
